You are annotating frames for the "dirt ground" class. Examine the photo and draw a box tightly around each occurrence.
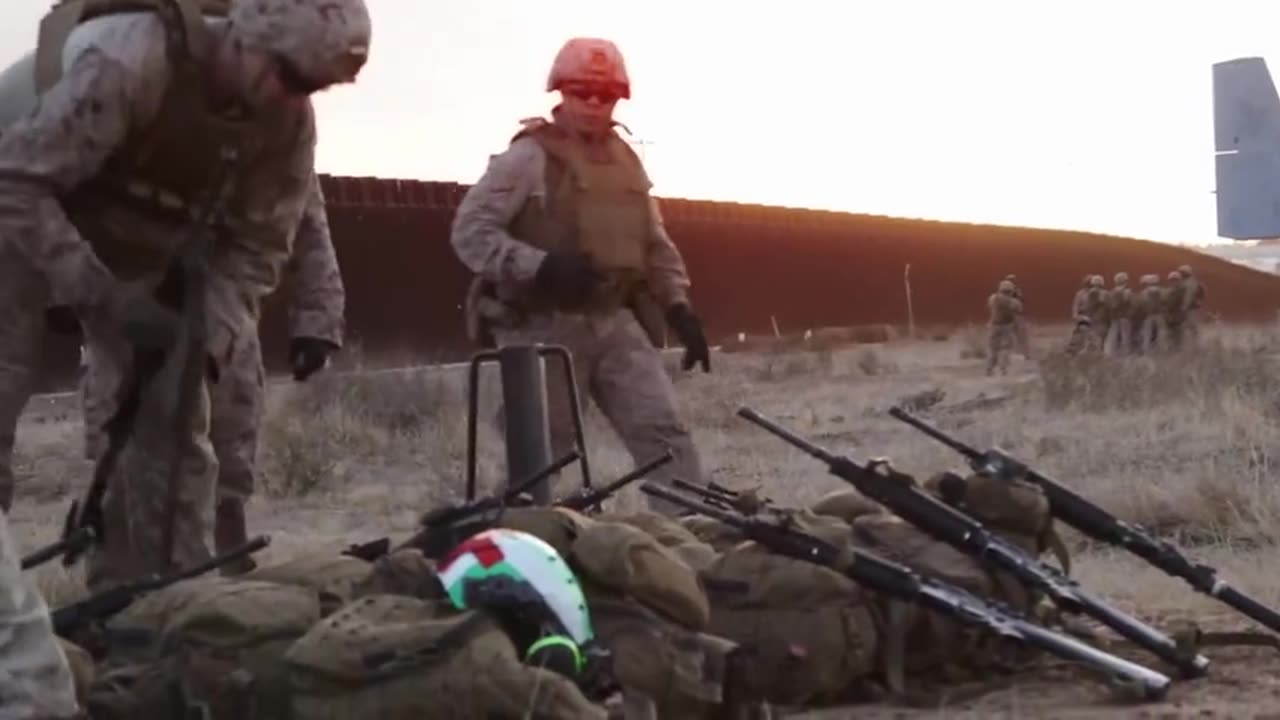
[11,321,1280,718]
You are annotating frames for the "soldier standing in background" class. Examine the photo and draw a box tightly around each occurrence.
[1104,272,1132,356]
[1002,274,1032,358]
[1070,274,1091,319]
[1135,274,1166,353]
[1177,264,1206,346]
[0,0,371,589]
[451,37,711,513]
[986,280,1022,375]
[1162,270,1188,351]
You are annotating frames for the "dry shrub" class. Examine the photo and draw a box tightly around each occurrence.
[1036,337,1280,414]
[957,323,987,359]
[261,369,465,497]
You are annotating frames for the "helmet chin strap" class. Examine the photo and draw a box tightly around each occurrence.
[525,633,584,674]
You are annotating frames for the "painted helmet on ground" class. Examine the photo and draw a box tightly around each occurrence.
[438,529,600,680]
[229,0,372,91]
[546,37,630,98]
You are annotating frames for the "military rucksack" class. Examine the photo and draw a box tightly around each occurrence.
[245,551,374,615]
[570,521,711,631]
[285,594,607,720]
[698,542,881,706]
[90,577,323,719]
[848,482,1058,690]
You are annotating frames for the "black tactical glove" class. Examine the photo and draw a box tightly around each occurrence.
[665,303,710,372]
[44,305,82,336]
[290,337,336,381]
[533,249,603,306]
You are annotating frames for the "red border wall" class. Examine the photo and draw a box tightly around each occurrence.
[29,173,1280,391]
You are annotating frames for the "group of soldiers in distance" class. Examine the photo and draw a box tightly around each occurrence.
[985,265,1207,375]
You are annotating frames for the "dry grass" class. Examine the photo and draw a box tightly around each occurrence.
[10,319,1280,715]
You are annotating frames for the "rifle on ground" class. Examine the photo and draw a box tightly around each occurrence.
[888,405,1280,639]
[553,450,673,512]
[639,482,1172,702]
[52,534,270,642]
[22,527,96,571]
[670,478,774,516]
[342,450,581,562]
[738,406,1210,679]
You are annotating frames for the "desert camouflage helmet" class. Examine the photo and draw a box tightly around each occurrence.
[1089,274,1104,287]
[1140,273,1159,285]
[1177,264,1192,276]
[998,280,1015,293]
[1167,270,1181,281]
[546,37,630,98]
[1113,272,1128,284]
[230,0,372,90]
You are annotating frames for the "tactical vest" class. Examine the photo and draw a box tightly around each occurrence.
[988,294,1018,325]
[36,0,306,274]
[1082,288,1107,319]
[1109,286,1132,317]
[1137,286,1161,314]
[506,120,654,311]
[1163,284,1187,318]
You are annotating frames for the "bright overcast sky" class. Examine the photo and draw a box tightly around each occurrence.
[3,1,1279,246]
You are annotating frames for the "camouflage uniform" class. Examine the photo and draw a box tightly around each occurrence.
[0,296,54,514]
[0,1,369,590]
[206,173,344,572]
[1069,274,1091,319]
[1103,272,1132,356]
[1135,274,1166,353]
[1176,264,1206,345]
[986,280,1021,376]
[451,38,711,513]
[1161,271,1188,351]
[1002,274,1031,358]
[0,507,81,719]
[1065,275,1106,355]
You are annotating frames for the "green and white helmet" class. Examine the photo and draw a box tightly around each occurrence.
[437,528,594,645]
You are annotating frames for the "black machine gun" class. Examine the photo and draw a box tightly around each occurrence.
[52,534,270,650]
[21,527,95,571]
[640,482,1172,702]
[737,406,1210,679]
[888,404,1280,640]
[553,449,673,512]
[345,449,672,562]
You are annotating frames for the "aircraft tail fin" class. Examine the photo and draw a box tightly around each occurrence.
[1213,57,1280,240]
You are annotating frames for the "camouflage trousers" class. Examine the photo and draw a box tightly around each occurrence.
[1104,318,1131,356]
[0,271,46,514]
[1137,315,1167,354]
[80,276,261,590]
[207,327,265,503]
[986,323,1015,375]
[491,308,704,515]
[0,508,82,719]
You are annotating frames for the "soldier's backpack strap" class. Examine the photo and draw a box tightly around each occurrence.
[35,0,218,93]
